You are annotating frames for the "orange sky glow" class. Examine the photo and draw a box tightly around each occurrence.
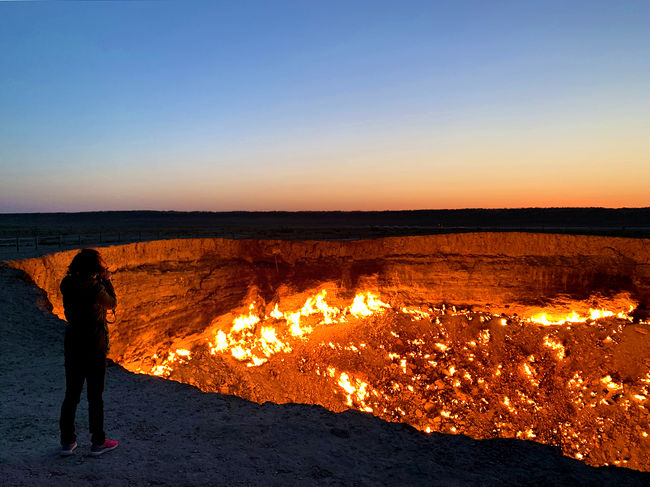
[1,2,648,212]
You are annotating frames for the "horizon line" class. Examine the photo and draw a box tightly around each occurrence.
[2,206,650,216]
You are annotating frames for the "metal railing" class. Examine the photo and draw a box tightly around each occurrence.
[1,232,144,252]
[0,231,180,256]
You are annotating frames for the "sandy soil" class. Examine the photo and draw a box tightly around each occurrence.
[2,262,650,486]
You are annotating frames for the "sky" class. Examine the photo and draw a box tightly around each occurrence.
[1,0,649,212]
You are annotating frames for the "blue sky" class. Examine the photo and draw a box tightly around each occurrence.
[1,0,649,211]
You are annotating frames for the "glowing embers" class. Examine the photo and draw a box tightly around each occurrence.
[150,348,192,377]
[208,291,390,367]
[132,294,649,470]
[353,311,648,468]
[543,335,566,360]
[527,306,634,327]
[326,367,375,412]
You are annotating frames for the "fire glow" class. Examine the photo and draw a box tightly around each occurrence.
[527,308,633,327]
[203,291,389,367]
[127,288,650,470]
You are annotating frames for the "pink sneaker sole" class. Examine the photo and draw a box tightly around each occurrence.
[89,440,118,456]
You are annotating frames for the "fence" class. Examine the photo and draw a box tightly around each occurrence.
[0,229,271,255]
[0,231,172,254]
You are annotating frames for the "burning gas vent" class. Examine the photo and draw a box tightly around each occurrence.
[10,234,650,471]
[124,288,647,470]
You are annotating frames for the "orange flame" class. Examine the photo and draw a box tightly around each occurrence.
[203,290,390,366]
[528,305,634,326]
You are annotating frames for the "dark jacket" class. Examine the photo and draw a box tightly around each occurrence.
[60,275,117,354]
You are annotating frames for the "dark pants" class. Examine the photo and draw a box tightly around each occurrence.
[59,330,107,445]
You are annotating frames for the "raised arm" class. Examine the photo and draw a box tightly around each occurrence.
[95,279,117,309]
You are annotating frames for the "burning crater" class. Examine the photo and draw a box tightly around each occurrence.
[11,233,650,470]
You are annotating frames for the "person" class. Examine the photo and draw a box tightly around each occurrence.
[59,248,119,457]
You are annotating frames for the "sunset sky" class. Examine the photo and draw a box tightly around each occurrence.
[1,1,649,212]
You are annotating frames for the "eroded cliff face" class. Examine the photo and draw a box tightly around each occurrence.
[8,233,650,470]
[9,233,650,364]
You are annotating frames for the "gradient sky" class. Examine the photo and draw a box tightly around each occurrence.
[1,0,649,212]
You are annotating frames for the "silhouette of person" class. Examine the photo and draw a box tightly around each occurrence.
[59,249,119,456]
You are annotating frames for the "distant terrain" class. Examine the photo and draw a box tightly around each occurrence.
[1,208,649,245]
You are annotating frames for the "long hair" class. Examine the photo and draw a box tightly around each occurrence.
[67,249,105,279]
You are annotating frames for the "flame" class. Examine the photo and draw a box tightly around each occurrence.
[543,336,566,360]
[210,330,228,353]
[301,290,341,324]
[149,348,192,377]
[600,375,623,392]
[335,370,374,412]
[259,326,292,355]
[282,290,343,336]
[130,290,646,468]
[349,292,390,317]
[205,290,390,366]
[269,304,283,320]
[401,306,431,320]
[232,311,260,333]
[529,305,633,326]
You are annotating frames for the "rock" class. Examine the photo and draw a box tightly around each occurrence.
[423,402,436,413]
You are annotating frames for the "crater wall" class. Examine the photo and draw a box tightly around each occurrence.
[9,233,650,362]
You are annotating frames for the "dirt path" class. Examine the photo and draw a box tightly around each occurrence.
[1,263,649,486]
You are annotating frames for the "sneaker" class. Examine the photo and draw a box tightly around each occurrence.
[60,441,77,456]
[89,439,118,457]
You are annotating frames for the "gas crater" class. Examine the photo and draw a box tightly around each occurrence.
[11,233,650,470]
